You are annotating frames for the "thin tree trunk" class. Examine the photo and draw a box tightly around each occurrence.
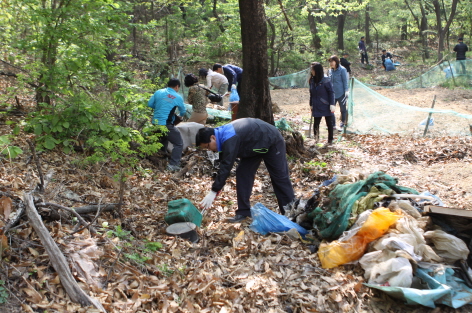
[307,7,321,50]
[365,5,371,49]
[337,13,345,51]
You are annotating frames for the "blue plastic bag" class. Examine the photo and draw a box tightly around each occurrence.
[249,202,308,236]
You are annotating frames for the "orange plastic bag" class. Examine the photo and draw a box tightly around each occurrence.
[318,207,402,269]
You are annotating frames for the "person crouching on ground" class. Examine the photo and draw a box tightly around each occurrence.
[328,55,349,130]
[184,73,208,125]
[148,78,186,171]
[196,118,295,223]
[309,62,335,145]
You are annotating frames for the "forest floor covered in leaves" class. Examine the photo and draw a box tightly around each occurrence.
[1,61,472,313]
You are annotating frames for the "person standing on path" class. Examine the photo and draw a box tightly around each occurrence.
[453,37,469,74]
[148,78,186,171]
[328,55,349,130]
[309,62,335,145]
[196,118,295,223]
[358,36,369,65]
[340,53,351,76]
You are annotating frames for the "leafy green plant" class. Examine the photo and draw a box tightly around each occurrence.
[0,280,8,304]
[107,225,133,241]
[124,253,150,264]
[144,241,163,253]
[158,264,174,277]
[0,135,23,159]
[302,160,327,172]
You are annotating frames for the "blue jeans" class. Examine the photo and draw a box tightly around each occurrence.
[332,95,348,127]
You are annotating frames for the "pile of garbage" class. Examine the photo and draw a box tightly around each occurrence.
[281,170,472,308]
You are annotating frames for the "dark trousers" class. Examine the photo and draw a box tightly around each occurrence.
[332,95,348,127]
[235,138,295,217]
[164,124,183,166]
[361,52,369,64]
[314,115,334,143]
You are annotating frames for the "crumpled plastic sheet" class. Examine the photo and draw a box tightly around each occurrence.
[366,266,472,308]
[250,202,308,236]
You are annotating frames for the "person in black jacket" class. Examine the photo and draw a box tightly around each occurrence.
[340,53,351,75]
[196,118,295,223]
[453,37,468,74]
[381,50,393,70]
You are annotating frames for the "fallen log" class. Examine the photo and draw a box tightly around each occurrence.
[24,193,106,312]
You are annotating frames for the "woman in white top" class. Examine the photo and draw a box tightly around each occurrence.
[199,68,228,107]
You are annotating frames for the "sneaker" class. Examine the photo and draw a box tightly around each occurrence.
[226,214,248,223]
[166,164,180,172]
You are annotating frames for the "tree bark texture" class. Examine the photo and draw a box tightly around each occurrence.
[337,13,345,51]
[307,7,321,50]
[238,0,274,124]
[365,5,371,49]
[433,0,458,61]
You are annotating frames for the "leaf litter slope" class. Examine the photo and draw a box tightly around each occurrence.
[1,86,472,312]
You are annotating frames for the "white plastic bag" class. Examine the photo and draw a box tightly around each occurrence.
[369,257,413,287]
[424,230,469,264]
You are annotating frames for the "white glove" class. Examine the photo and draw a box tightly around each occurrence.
[200,191,218,210]
[330,105,335,113]
[345,90,349,97]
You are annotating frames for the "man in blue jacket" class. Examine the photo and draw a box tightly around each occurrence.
[213,63,243,94]
[196,118,295,223]
[148,78,187,171]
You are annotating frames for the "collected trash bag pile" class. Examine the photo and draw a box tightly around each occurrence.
[310,170,472,308]
[308,171,419,240]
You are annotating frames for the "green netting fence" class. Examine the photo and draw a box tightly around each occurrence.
[175,61,472,135]
[364,59,472,89]
[348,75,472,136]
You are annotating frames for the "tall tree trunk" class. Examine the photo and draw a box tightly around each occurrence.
[433,0,458,61]
[420,1,429,59]
[401,21,408,40]
[267,17,277,77]
[365,5,370,49]
[238,0,274,124]
[307,7,321,50]
[337,13,345,51]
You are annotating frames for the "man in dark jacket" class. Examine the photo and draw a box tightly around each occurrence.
[453,37,468,74]
[196,118,295,223]
[213,63,243,94]
[358,36,368,64]
[381,50,393,70]
[340,53,351,75]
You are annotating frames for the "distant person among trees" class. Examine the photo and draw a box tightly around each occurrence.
[340,52,351,75]
[148,78,186,172]
[381,49,394,71]
[453,37,468,74]
[184,73,208,125]
[213,63,243,95]
[328,55,349,130]
[309,62,335,145]
[198,68,228,107]
[358,36,369,64]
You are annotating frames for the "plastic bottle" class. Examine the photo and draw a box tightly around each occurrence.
[229,84,240,102]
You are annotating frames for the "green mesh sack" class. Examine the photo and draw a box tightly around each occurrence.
[275,118,293,132]
[309,171,418,240]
